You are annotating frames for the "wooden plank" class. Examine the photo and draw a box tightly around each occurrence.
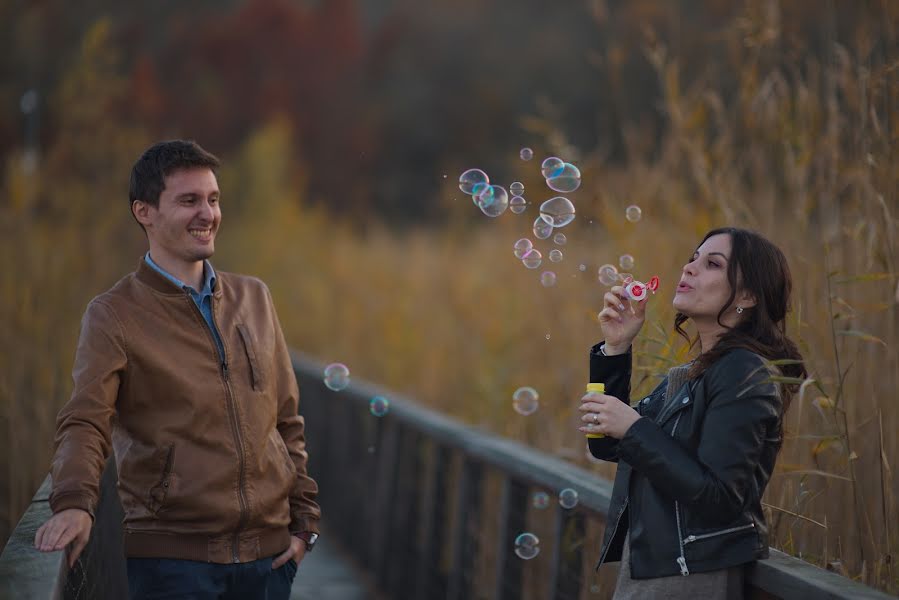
[371,418,401,590]
[414,442,450,600]
[386,429,423,598]
[447,457,483,600]
[549,504,585,600]
[493,476,528,600]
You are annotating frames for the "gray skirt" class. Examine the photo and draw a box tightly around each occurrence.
[612,532,745,600]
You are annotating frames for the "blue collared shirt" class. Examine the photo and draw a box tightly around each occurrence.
[144,252,225,362]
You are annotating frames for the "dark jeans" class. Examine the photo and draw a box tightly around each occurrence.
[127,555,298,600]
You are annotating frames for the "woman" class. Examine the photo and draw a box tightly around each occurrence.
[578,227,805,599]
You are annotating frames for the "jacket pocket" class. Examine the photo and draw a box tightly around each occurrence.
[272,432,295,476]
[683,522,755,545]
[683,521,757,563]
[237,324,265,390]
[147,444,176,516]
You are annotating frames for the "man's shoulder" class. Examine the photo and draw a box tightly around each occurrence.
[88,271,141,310]
[216,270,270,295]
[215,271,271,302]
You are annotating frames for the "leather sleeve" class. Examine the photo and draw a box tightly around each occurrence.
[50,299,125,518]
[267,287,322,534]
[615,350,781,522]
[586,342,633,462]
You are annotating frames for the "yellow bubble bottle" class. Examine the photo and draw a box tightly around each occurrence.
[585,383,605,438]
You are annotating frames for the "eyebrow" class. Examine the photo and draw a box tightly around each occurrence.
[175,191,219,199]
[693,251,729,261]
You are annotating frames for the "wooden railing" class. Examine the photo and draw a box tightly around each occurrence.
[293,351,896,600]
[1,351,895,599]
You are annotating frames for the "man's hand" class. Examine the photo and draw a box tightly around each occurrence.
[271,534,307,570]
[34,508,92,568]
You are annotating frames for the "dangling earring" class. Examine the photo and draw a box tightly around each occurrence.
[736,306,744,314]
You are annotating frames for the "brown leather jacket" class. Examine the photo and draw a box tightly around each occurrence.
[50,259,321,563]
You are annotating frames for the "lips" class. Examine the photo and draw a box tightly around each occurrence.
[677,281,693,292]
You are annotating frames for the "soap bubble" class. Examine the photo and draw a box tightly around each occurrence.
[510,181,525,195]
[619,254,634,270]
[513,238,533,259]
[513,386,539,415]
[520,147,534,161]
[625,205,642,222]
[541,157,564,179]
[532,216,553,240]
[598,264,619,286]
[546,163,581,193]
[532,491,550,509]
[323,363,350,391]
[476,185,509,217]
[553,232,567,245]
[579,264,587,272]
[473,182,492,202]
[514,533,540,560]
[522,249,543,269]
[540,271,557,287]
[559,488,579,509]
[369,396,390,417]
[539,197,576,228]
[548,249,563,263]
[509,195,527,214]
[459,169,489,195]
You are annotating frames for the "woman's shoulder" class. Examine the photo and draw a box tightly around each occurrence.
[704,347,780,400]
[709,346,769,372]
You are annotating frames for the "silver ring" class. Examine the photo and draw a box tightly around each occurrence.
[593,413,599,424]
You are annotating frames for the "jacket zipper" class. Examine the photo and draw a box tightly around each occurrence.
[188,293,250,564]
[684,523,755,545]
[221,359,249,563]
[597,497,629,568]
[670,413,689,576]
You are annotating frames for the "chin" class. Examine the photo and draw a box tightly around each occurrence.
[188,247,215,261]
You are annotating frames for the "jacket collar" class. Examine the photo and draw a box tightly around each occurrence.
[135,258,224,299]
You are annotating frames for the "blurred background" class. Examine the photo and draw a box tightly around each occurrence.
[1,0,897,593]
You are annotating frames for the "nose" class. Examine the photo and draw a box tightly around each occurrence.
[197,198,215,222]
[682,259,697,277]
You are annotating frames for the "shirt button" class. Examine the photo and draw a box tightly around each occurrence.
[682,398,689,404]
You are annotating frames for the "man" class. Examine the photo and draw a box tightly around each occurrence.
[34,140,321,599]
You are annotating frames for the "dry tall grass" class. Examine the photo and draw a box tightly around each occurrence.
[1,7,897,595]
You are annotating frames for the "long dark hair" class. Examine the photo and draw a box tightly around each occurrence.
[674,227,806,413]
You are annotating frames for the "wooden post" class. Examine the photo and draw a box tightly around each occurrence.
[549,504,586,599]
[371,418,401,589]
[447,457,484,600]
[386,428,423,597]
[494,476,529,600]
[414,443,450,599]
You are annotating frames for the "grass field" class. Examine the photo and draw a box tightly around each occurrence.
[1,11,897,593]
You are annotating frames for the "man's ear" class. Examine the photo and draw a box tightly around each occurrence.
[132,200,153,228]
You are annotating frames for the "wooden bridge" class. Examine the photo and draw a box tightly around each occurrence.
[0,352,894,599]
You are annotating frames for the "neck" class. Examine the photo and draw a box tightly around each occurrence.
[148,247,205,291]
[695,320,729,354]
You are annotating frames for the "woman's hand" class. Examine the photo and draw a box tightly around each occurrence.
[577,392,641,439]
[598,286,648,353]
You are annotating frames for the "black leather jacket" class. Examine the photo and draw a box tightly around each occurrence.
[588,342,782,578]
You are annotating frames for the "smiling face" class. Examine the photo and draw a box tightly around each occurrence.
[673,233,750,324]
[134,167,221,267]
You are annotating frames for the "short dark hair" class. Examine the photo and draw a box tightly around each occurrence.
[129,140,220,208]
